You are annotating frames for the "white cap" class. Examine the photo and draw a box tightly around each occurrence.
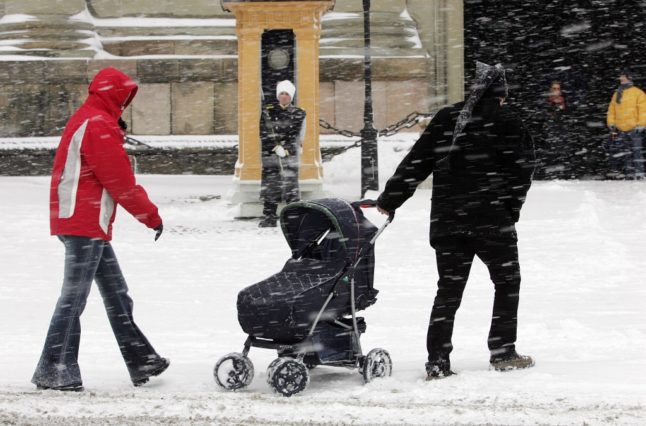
[276,80,296,101]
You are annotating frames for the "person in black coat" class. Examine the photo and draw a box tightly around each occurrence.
[377,62,537,379]
[259,80,307,228]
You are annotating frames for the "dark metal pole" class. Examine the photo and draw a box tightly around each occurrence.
[360,0,378,197]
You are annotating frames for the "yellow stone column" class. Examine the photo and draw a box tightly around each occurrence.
[444,0,465,104]
[235,23,262,181]
[223,1,333,217]
[293,26,323,182]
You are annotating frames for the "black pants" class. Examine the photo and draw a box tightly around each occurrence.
[32,236,161,387]
[427,234,521,364]
[261,157,300,218]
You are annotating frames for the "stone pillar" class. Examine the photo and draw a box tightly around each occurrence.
[0,0,95,58]
[372,0,406,13]
[407,0,435,110]
[331,0,361,12]
[444,0,464,104]
[408,0,464,106]
[293,26,323,182]
[235,27,263,181]
[330,0,406,13]
[406,0,464,189]
[407,0,433,57]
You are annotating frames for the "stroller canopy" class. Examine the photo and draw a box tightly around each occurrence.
[280,198,376,263]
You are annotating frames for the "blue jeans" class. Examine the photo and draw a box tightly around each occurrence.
[32,236,161,387]
[608,130,644,178]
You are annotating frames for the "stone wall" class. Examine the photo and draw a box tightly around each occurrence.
[0,0,463,138]
[0,59,239,136]
[0,56,431,137]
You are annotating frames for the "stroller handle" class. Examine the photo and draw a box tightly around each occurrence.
[355,199,396,222]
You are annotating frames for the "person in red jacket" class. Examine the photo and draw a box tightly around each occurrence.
[32,67,168,391]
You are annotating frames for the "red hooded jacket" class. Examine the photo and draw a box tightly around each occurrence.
[50,67,162,241]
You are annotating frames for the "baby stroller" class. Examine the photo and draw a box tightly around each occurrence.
[214,198,394,396]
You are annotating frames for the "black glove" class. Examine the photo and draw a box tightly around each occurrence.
[154,223,163,241]
[118,117,128,131]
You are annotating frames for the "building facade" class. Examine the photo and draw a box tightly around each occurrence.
[0,0,464,138]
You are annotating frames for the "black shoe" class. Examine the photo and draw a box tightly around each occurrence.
[132,357,170,387]
[490,351,535,371]
[36,383,84,392]
[425,361,455,381]
[258,216,278,228]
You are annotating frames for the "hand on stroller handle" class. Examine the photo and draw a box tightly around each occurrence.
[356,199,395,222]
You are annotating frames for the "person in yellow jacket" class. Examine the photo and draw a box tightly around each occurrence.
[606,68,646,179]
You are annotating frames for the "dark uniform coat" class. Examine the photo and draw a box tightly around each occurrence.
[259,103,306,205]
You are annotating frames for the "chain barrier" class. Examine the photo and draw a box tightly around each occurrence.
[122,111,433,158]
[318,119,362,138]
[377,111,434,137]
[319,111,433,159]
[124,136,154,149]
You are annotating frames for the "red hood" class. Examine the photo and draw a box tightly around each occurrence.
[87,67,138,119]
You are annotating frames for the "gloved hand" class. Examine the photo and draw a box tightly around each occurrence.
[154,223,163,241]
[376,197,394,216]
[273,145,289,158]
[377,205,392,216]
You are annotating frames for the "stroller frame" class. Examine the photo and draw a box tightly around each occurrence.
[215,200,394,396]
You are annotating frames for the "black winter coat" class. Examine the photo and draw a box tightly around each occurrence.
[260,103,306,161]
[377,98,536,242]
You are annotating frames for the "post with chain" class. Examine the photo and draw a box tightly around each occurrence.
[360,0,379,198]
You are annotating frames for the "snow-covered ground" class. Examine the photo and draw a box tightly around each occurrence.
[1,144,645,425]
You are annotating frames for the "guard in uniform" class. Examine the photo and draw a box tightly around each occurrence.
[259,80,307,227]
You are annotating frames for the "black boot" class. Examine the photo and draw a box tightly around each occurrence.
[490,351,534,371]
[258,216,278,228]
[425,359,455,381]
[36,383,84,392]
[132,357,170,387]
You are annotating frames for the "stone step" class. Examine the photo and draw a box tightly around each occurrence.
[0,17,94,33]
[6,40,89,51]
[95,25,236,38]
[0,15,96,57]
[101,38,238,56]
[0,46,95,57]
[0,29,94,41]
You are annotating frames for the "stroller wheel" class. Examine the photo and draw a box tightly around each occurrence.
[362,348,392,383]
[265,357,284,386]
[267,358,309,397]
[214,352,254,391]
